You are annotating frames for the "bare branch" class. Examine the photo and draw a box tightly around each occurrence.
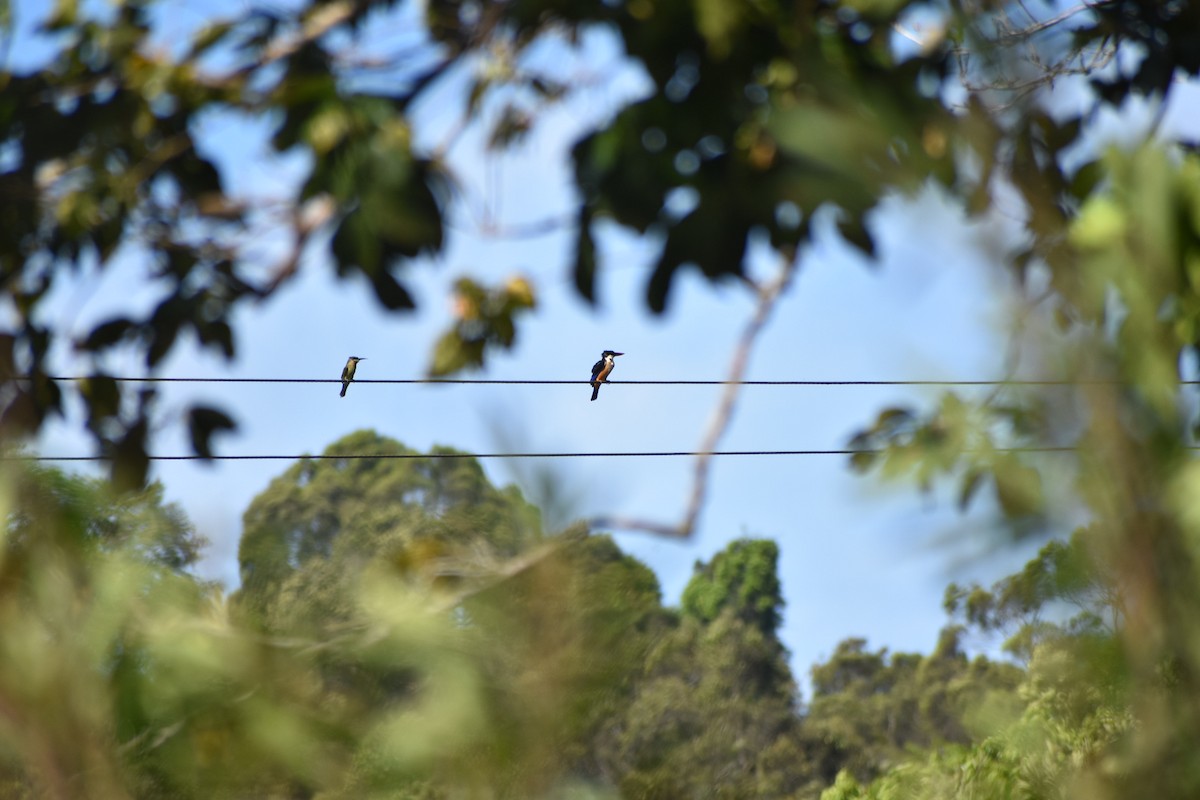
[475,214,575,239]
[895,1,1119,114]
[586,513,690,538]
[253,0,356,73]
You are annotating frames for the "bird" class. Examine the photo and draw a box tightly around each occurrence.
[340,356,366,397]
[589,350,623,401]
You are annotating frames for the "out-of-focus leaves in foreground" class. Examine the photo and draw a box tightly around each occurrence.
[1,427,1188,798]
[429,276,537,376]
[843,140,1200,799]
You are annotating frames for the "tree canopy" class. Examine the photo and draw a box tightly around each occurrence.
[234,429,542,627]
[680,537,785,637]
[7,463,207,571]
[0,426,1185,798]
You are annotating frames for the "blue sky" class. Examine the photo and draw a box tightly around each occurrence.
[19,0,1200,690]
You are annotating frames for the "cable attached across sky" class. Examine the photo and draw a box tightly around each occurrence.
[33,376,1187,386]
[9,447,1084,463]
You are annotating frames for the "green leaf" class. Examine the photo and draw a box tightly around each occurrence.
[875,406,914,433]
[849,449,878,473]
[994,459,1044,519]
[1069,159,1104,201]
[692,0,742,59]
[430,330,470,377]
[958,467,986,511]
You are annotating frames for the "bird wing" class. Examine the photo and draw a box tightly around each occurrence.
[590,359,605,381]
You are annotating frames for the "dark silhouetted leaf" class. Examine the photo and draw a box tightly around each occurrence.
[197,320,235,359]
[188,405,237,459]
[110,421,151,493]
[838,214,876,259]
[370,269,416,311]
[646,253,678,314]
[81,318,135,351]
[573,210,597,304]
[80,375,120,423]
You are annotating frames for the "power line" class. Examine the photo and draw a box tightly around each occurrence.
[10,447,1081,463]
[30,376,1194,386]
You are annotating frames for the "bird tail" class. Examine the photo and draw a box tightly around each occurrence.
[340,383,348,397]
[590,382,600,401]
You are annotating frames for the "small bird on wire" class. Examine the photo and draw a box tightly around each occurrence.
[589,350,623,401]
[340,356,366,397]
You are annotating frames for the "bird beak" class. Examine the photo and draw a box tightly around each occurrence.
[614,352,624,357]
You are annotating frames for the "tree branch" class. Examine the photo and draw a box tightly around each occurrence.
[590,251,799,538]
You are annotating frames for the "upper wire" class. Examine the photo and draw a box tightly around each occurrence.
[31,376,1188,386]
[9,447,1086,463]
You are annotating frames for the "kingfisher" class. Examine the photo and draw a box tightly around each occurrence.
[589,350,623,401]
[340,356,366,397]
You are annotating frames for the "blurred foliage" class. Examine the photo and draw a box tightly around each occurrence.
[0,440,1056,798]
[848,393,1049,535]
[8,463,208,571]
[845,141,1200,797]
[807,629,1023,787]
[944,526,1125,662]
[429,275,536,376]
[0,440,647,798]
[6,0,1200,797]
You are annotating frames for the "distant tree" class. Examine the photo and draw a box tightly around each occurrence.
[681,538,784,637]
[461,532,666,797]
[944,525,1125,662]
[813,523,1139,799]
[593,538,830,799]
[806,630,1022,786]
[8,463,207,571]
[231,430,668,796]
[234,429,542,628]
[820,649,1134,800]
